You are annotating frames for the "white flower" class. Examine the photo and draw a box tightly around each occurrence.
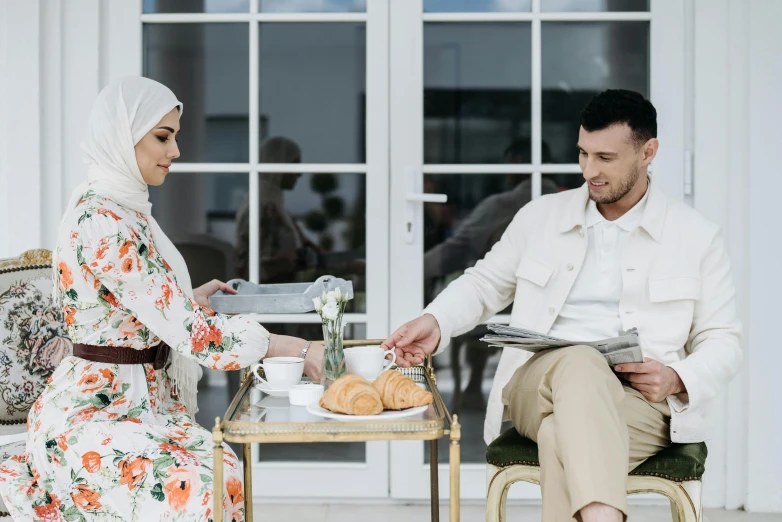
[334,287,342,302]
[313,296,323,312]
[322,301,339,321]
[325,290,337,304]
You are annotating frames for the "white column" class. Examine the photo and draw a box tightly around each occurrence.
[0,0,42,257]
[746,0,782,512]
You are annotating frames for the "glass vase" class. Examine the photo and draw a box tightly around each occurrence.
[320,320,347,387]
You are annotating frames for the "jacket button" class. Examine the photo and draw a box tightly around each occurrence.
[579,229,585,238]
[566,264,574,271]
[548,307,556,315]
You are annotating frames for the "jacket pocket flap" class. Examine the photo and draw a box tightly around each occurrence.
[649,277,701,302]
[515,256,554,287]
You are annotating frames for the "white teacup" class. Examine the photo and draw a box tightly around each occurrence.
[252,357,304,390]
[344,346,397,381]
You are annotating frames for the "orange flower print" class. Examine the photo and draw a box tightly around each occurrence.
[118,240,133,258]
[82,451,101,473]
[72,406,98,423]
[121,257,134,273]
[78,370,112,393]
[163,465,199,512]
[117,455,151,491]
[97,208,122,221]
[159,443,198,466]
[94,246,108,260]
[102,290,120,308]
[58,261,73,290]
[32,493,61,522]
[56,434,68,451]
[222,361,241,371]
[191,313,210,353]
[162,258,172,271]
[118,315,144,339]
[161,284,173,306]
[101,262,115,273]
[226,476,244,508]
[63,306,77,327]
[71,484,102,511]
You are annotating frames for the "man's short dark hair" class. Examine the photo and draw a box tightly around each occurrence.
[580,89,657,147]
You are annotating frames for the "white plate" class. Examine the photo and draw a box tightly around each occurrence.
[306,402,429,421]
[254,382,290,398]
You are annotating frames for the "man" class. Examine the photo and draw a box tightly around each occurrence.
[382,90,741,522]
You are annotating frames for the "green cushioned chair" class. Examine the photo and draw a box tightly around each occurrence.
[486,429,706,522]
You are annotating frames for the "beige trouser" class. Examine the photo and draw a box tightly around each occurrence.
[502,345,671,521]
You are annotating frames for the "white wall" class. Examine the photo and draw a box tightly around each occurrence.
[693,0,782,513]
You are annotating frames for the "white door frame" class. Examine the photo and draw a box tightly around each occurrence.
[388,0,688,501]
[112,0,392,499]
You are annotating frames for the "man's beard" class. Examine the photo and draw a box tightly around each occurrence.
[589,164,642,204]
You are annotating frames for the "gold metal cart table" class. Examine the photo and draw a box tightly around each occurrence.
[212,342,461,522]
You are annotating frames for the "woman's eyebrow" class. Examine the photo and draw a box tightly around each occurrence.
[155,126,177,133]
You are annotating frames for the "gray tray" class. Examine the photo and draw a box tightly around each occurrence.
[208,275,354,314]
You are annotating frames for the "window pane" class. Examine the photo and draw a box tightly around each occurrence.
[150,172,248,286]
[423,173,561,306]
[260,0,366,12]
[544,173,585,192]
[423,325,510,464]
[541,0,649,12]
[424,0,531,12]
[237,171,366,313]
[424,23,532,164]
[144,23,249,162]
[144,0,250,13]
[259,23,366,163]
[541,22,649,163]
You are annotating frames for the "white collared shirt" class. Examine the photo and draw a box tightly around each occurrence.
[548,185,650,341]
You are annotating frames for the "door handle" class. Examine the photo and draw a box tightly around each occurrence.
[405,168,447,244]
[405,193,447,203]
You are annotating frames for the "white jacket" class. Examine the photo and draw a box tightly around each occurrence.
[424,181,742,445]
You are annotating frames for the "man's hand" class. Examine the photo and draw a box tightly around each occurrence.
[381,314,441,368]
[615,358,686,403]
[193,280,236,308]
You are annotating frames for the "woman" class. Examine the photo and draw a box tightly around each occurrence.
[0,76,322,521]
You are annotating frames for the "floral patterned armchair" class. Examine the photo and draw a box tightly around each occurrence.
[0,250,73,517]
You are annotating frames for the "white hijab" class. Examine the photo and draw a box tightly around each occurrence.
[53,76,201,414]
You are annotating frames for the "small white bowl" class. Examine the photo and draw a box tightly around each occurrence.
[288,383,325,406]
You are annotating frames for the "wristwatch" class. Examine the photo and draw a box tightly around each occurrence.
[300,341,312,360]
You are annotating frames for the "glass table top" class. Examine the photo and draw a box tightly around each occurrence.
[221,367,449,439]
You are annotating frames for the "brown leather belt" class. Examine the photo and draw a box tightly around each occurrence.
[73,343,171,370]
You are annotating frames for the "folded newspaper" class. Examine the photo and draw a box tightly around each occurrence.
[481,325,644,365]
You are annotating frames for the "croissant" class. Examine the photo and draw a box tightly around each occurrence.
[319,374,383,416]
[372,370,433,410]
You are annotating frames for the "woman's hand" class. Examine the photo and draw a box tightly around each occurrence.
[192,279,236,308]
[303,342,324,382]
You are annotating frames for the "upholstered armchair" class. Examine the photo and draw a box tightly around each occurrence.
[485,428,706,522]
[0,250,73,517]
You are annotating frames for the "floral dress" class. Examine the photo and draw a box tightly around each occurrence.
[0,190,270,521]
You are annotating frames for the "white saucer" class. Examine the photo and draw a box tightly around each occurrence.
[254,382,290,398]
[306,403,428,422]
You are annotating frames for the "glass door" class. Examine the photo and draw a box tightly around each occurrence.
[388,0,687,501]
[136,0,391,498]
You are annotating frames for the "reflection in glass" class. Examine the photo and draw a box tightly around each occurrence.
[541,22,649,163]
[423,325,512,464]
[144,23,249,163]
[544,173,585,192]
[424,23,532,164]
[143,0,249,13]
[256,322,367,463]
[424,0,531,12]
[259,23,366,163]
[541,0,649,12]
[235,165,366,313]
[150,172,248,287]
[260,0,366,12]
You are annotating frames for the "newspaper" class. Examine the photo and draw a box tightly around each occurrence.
[481,325,644,365]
